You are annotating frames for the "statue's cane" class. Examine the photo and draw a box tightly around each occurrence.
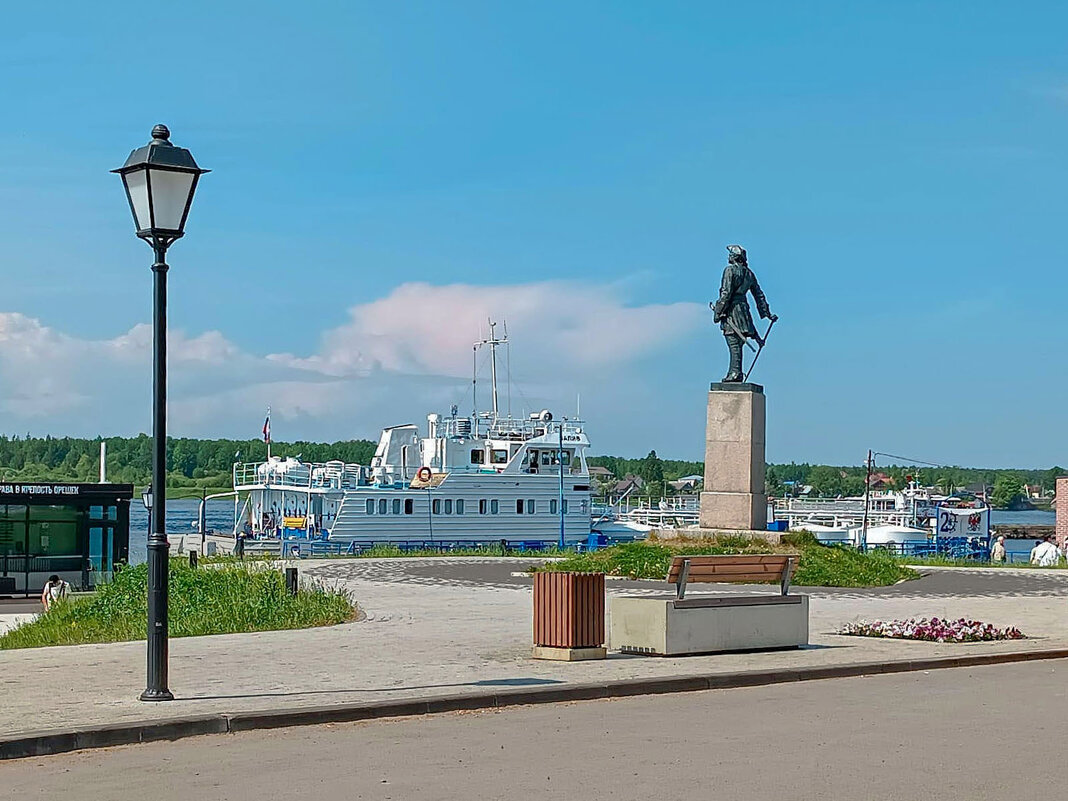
[743,317,777,382]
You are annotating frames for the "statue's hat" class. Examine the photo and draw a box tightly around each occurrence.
[726,244,746,257]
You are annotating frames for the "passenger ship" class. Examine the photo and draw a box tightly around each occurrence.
[232,325,595,547]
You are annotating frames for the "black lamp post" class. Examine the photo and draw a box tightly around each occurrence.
[114,125,208,702]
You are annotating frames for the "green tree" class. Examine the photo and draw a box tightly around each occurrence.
[766,465,785,497]
[639,450,664,485]
[807,465,845,497]
[990,474,1025,509]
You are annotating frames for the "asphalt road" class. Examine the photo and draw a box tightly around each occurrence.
[373,557,1068,598]
[4,659,1066,800]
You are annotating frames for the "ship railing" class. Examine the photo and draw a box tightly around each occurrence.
[232,461,363,490]
[479,416,586,441]
[613,494,700,513]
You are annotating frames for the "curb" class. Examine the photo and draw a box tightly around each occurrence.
[4,646,1068,760]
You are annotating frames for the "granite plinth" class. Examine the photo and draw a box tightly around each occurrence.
[700,385,766,531]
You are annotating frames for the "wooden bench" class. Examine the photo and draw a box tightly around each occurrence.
[668,554,799,600]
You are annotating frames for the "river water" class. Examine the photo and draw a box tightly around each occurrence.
[127,501,1058,565]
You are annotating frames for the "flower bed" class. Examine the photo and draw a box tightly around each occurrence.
[839,617,1025,643]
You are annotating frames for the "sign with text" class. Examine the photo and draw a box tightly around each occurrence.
[0,484,81,497]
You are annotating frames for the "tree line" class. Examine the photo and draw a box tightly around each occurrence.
[0,436,1060,508]
[0,435,376,492]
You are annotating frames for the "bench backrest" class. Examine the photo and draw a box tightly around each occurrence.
[667,554,799,599]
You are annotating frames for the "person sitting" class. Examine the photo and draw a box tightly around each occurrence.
[40,574,70,611]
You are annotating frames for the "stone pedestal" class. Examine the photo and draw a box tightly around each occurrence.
[699,382,766,531]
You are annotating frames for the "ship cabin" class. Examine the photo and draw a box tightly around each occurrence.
[370,411,590,486]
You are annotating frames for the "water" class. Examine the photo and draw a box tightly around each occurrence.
[990,509,1055,526]
[129,498,240,565]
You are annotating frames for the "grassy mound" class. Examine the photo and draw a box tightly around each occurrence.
[539,536,916,588]
[0,560,357,650]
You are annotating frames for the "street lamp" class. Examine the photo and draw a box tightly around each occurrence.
[114,125,208,702]
[141,484,153,511]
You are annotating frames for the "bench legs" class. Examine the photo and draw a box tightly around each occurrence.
[675,558,691,600]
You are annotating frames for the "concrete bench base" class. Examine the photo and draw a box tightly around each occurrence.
[531,645,607,662]
[610,595,809,656]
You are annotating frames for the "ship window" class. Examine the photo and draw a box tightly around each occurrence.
[563,499,569,514]
[432,499,441,515]
[516,499,524,514]
[471,449,485,464]
[527,499,536,515]
[456,499,465,515]
[378,499,387,515]
[490,500,499,514]
[404,499,414,515]
[541,452,552,466]
[491,449,508,464]
[392,499,401,515]
[479,499,487,515]
[550,499,558,514]
[365,499,375,515]
[444,499,453,515]
[561,451,571,466]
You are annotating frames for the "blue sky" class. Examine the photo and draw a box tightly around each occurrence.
[1,2,1066,466]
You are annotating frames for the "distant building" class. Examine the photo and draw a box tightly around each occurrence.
[588,466,614,482]
[1056,477,1068,549]
[611,474,645,496]
[668,474,702,492]
[867,472,893,491]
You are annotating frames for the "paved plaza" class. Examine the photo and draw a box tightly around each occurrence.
[3,658,1066,800]
[2,558,1067,740]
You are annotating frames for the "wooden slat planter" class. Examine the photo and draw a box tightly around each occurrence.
[532,571,606,660]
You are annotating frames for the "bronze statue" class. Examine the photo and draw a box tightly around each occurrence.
[711,244,777,382]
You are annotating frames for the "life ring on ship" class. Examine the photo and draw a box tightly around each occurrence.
[416,466,433,482]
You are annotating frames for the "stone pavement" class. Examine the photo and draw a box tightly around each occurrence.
[2,558,1067,739]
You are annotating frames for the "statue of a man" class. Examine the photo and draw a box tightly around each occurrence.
[711,244,777,382]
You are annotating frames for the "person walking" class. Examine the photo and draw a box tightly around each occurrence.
[991,536,1007,563]
[40,574,70,611]
[1030,536,1060,567]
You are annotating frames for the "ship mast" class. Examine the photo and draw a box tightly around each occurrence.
[474,319,508,422]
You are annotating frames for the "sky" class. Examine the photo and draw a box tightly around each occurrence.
[1,1,1067,467]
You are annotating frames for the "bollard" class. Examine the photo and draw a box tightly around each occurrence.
[188,550,198,569]
[285,567,298,596]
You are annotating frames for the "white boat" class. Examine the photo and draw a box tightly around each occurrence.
[232,323,611,548]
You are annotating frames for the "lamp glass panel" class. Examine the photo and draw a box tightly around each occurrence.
[123,169,152,232]
[147,169,196,232]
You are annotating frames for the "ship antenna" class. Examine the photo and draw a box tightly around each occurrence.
[504,320,512,419]
[474,320,509,425]
[488,319,499,422]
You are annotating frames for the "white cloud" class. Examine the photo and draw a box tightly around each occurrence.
[269,281,702,379]
[0,282,705,445]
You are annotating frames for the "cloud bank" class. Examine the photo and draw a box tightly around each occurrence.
[0,281,703,447]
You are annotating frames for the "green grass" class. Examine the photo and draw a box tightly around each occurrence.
[535,536,917,588]
[0,560,357,650]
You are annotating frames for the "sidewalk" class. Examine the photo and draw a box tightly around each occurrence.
[2,558,1067,744]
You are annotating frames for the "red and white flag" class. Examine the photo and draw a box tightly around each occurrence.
[262,407,271,444]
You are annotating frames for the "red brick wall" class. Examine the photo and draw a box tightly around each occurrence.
[1056,478,1068,549]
